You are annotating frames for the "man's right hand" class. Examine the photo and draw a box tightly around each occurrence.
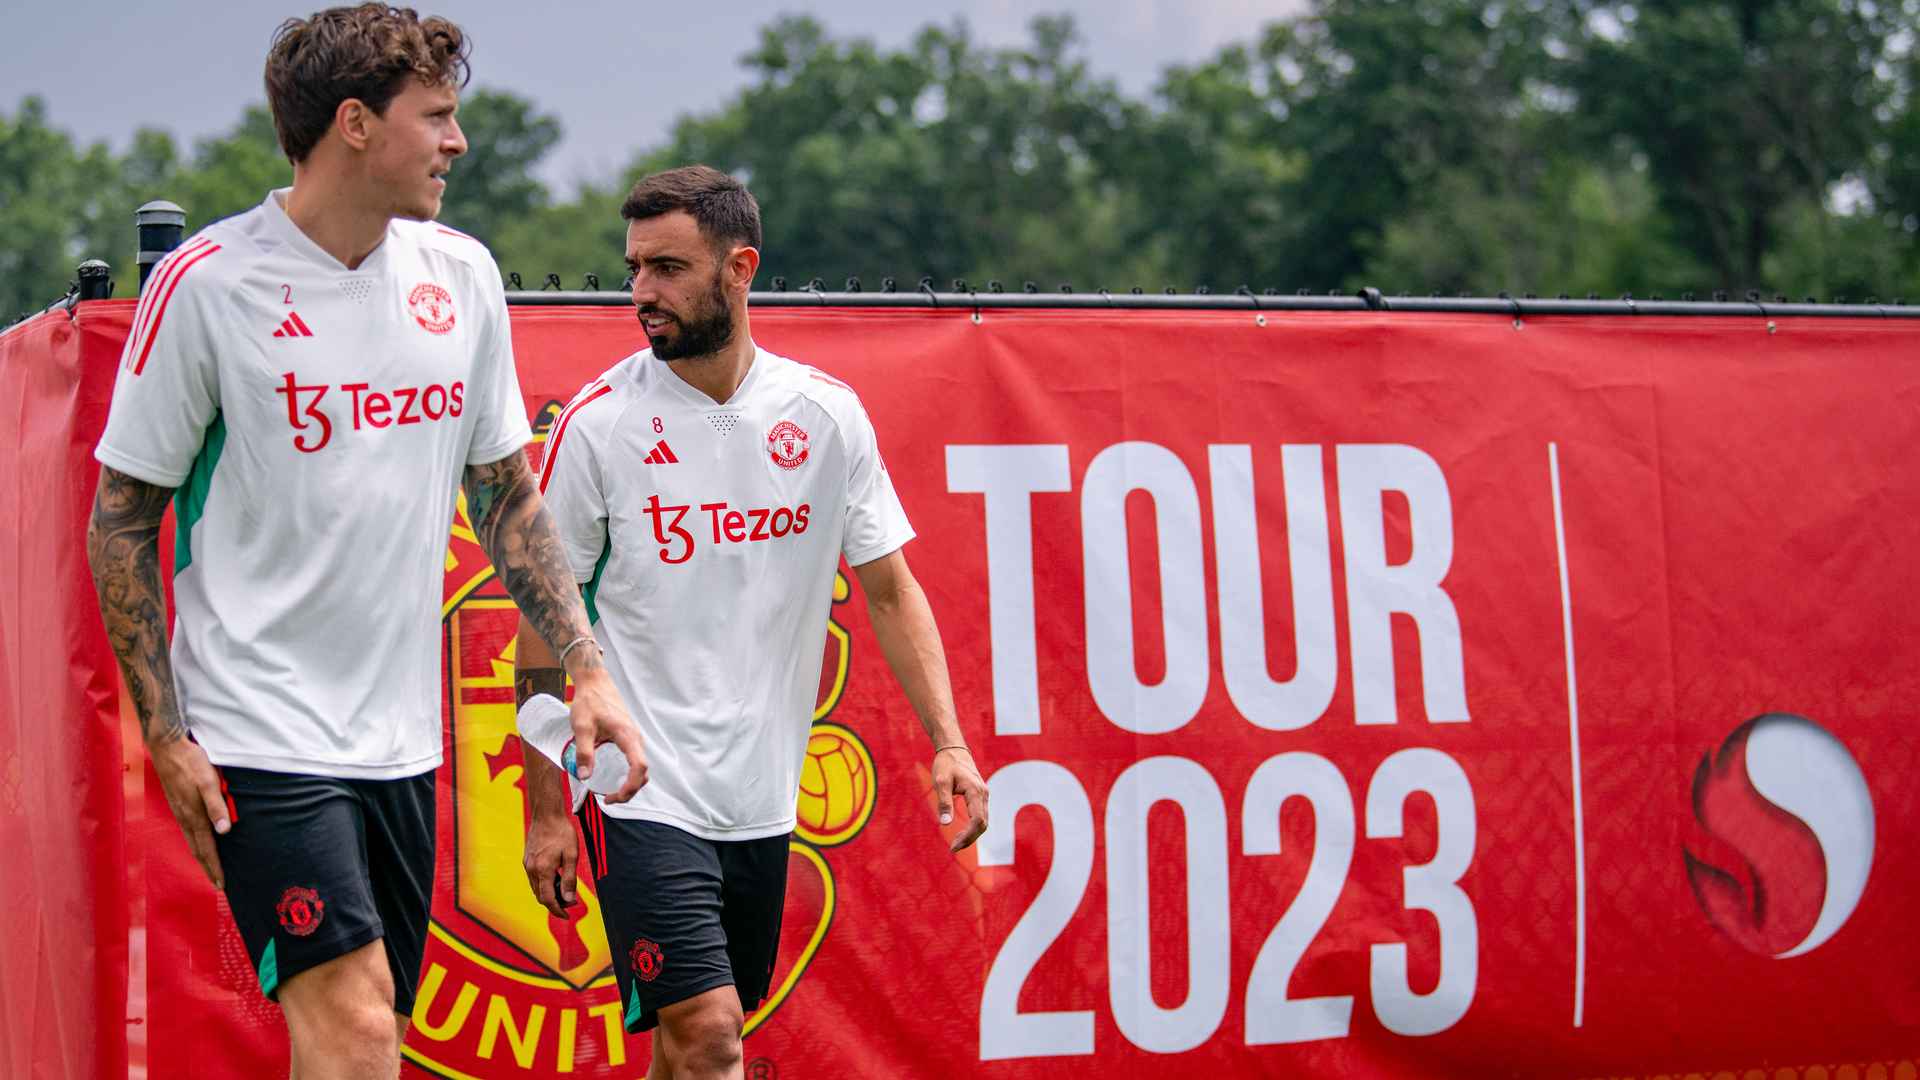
[565,667,648,802]
[148,734,230,889]
[524,811,581,917]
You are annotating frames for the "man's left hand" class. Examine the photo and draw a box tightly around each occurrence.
[933,746,988,852]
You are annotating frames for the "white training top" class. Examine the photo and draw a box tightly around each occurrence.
[94,189,532,779]
[539,346,913,840]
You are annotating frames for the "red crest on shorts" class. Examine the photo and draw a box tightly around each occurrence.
[277,886,326,937]
[766,420,809,470]
[629,938,664,982]
[408,282,456,334]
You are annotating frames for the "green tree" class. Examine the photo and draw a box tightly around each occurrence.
[1261,1,1561,290]
[490,181,630,289]
[1364,155,1708,297]
[1850,37,1920,299]
[1105,1,1583,292]
[437,89,562,248]
[633,15,1161,288]
[1762,196,1914,301]
[170,106,293,232]
[1116,42,1303,292]
[1568,0,1901,291]
[0,97,122,321]
[13,6,1920,312]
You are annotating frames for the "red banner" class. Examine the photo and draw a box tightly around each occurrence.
[9,300,1920,1077]
[0,309,130,1080]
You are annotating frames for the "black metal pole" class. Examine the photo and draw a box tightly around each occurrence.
[75,259,113,301]
[135,201,186,292]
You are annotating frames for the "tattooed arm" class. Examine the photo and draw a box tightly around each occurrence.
[516,617,581,916]
[87,465,232,887]
[464,451,647,803]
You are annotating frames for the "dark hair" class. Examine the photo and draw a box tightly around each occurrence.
[264,4,470,164]
[621,166,762,254]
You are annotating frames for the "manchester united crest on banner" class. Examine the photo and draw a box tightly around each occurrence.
[400,438,868,1079]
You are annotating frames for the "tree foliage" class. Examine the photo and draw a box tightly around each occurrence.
[0,97,120,319]
[7,2,1920,325]
[637,15,1158,288]
[1567,0,1903,290]
[438,89,563,247]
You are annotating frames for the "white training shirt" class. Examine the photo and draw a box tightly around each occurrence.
[540,346,913,840]
[94,189,532,779]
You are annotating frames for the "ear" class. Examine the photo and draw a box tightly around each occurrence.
[334,98,375,152]
[726,245,761,292]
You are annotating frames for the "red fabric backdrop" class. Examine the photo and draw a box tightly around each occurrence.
[6,299,1919,1077]
[0,309,130,1080]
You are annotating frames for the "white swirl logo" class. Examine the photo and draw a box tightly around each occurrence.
[1683,713,1875,958]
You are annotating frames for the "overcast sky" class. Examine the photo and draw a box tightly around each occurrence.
[4,1,1308,190]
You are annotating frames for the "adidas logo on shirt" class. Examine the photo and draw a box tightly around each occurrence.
[272,312,315,339]
[643,440,679,465]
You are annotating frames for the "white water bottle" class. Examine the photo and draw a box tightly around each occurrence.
[515,693,632,808]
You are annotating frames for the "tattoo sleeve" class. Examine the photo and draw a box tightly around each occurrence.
[87,466,187,745]
[464,452,602,675]
[516,668,566,708]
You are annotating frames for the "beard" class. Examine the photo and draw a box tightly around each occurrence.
[640,271,735,361]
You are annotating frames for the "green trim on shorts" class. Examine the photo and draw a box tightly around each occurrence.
[625,981,643,1029]
[172,410,226,575]
[257,938,279,998]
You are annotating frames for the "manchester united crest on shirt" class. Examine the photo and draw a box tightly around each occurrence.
[767,419,809,470]
[408,282,456,334]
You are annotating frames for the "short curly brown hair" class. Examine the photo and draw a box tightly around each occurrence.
[264,4,470,164]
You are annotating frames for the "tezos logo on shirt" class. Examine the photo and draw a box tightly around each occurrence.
[767,420,809,470]
[276,370,465,453]
[408,282,456,334]
[642,494,811,564]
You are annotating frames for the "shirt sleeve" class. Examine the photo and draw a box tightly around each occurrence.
[463,266,534,466]
[93,252,222,488]
[537,396,610,584]
[839,398,915,566]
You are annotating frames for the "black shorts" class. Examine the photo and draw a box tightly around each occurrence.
[578,804,789,1033]
[212,765,436,1014]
